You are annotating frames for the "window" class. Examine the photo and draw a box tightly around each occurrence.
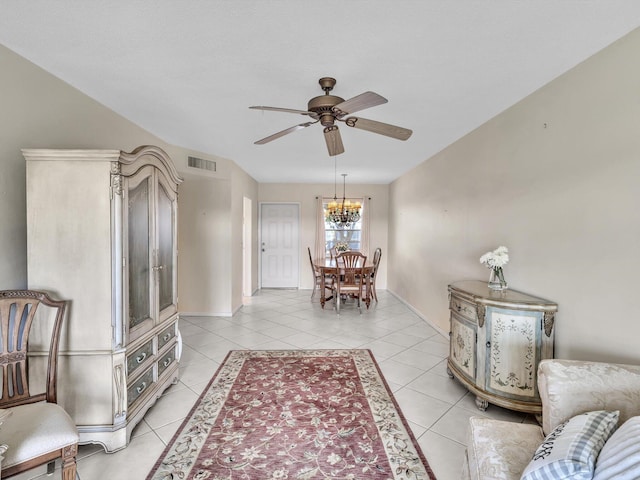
[323,198,363,255]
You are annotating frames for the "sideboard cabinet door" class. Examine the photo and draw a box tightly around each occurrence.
[446,280,557,415]
[25,146,183,452]
[485,307,541,403]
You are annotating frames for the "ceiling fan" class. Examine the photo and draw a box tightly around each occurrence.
[249,77,412,156]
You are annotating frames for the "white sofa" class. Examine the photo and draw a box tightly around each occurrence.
[462,359,640,480]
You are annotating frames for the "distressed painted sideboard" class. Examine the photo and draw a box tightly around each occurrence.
[447,280,557,415]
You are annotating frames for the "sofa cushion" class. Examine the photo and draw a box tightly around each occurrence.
[593,416,640,480]
[467,416,544,480]
[520,410,619,480]
[538,360,640,435]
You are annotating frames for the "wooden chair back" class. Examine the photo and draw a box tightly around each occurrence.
[0,290,78,480]
[307,247,316,273]
[334,252,368,313]
[369,248,382,302]
[337,251,367,291]
[0,290,66,407]
[337,250,366,269]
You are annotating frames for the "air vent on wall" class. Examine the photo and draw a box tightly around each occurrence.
[188,156,216,172]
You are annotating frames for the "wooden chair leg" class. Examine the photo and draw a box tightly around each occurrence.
[61,444,78,480]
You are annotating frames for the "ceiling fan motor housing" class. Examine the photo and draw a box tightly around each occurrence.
[308,95,345,126]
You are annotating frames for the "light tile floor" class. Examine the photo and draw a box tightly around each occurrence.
[16,289,533,480]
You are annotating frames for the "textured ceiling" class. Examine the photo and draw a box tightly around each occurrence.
[1,1,639,183]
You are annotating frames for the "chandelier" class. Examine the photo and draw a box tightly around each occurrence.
[326,173,361,229]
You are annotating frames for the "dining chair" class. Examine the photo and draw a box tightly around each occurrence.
[0,290,79,480]
[370,247,382,302]
[307,247,332,300]
[332,251,369,314]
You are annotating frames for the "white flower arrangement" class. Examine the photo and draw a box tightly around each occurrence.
[480,246,509,289]
[335,241,350,252]
[479,246,509,269]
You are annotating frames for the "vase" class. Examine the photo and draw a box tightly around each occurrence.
[488,267,508,290]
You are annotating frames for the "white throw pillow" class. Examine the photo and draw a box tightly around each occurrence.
[593,416,640,480]
[520,410,619,480]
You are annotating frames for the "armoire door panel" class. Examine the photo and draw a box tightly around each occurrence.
[127,176,152,331]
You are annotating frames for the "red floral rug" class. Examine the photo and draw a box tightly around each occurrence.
[147,349,436,479]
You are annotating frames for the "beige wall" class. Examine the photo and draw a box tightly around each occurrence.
[389,28,640,363]
[5,26,640,364]
[0,45,259,315]
[258,183,389,291]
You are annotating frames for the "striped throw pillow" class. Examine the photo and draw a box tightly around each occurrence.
[521,410,619,480]
[593,416,640,480]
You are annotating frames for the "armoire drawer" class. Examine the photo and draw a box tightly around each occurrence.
[127,367,155,408]
[158,323,177,350]
[158,345,177,378]
[126,339,154,375]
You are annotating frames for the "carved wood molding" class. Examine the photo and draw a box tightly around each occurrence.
[111,162,123,196]
[0,351,27,364]
[476,303,486,328]
[113,364,125,419]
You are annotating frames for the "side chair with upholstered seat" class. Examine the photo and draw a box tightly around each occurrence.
[0,290,79,480]
[332,251,369,314]
[307,247,332,301]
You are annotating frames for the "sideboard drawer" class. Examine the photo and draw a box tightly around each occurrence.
[157,323,176,351]
[127,367,155,408]
[126,339,154,375]
[449,295,478,323]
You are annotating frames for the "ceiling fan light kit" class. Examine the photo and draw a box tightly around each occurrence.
[250,77,412,156]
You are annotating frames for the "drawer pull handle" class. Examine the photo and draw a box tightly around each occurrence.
[136,352,147,364]
[486,341,491,349]
[162,333,172,342]
[136,382,147,394]
[163,358,172,367]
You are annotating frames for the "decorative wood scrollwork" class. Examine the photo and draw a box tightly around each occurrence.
[111,174,123,197]
[113,364,125,419]
[543,312,555,337]
[476,303,486,328]
[0,351,27,364]
[110,162,123,196]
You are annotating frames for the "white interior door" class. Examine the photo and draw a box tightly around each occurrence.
[260,203,299,288]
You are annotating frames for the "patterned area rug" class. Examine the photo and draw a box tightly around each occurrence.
[147,349,437,479]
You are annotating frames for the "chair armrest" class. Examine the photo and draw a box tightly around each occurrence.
[538,359,640,434]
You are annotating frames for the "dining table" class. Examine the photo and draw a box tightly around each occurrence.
[314,256,374,309]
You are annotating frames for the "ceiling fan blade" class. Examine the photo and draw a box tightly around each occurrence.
[249,106,317,117]
[324,125,345,156]
[254,121,317,145]
[332,91,387,116]
[344,116,412,140]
